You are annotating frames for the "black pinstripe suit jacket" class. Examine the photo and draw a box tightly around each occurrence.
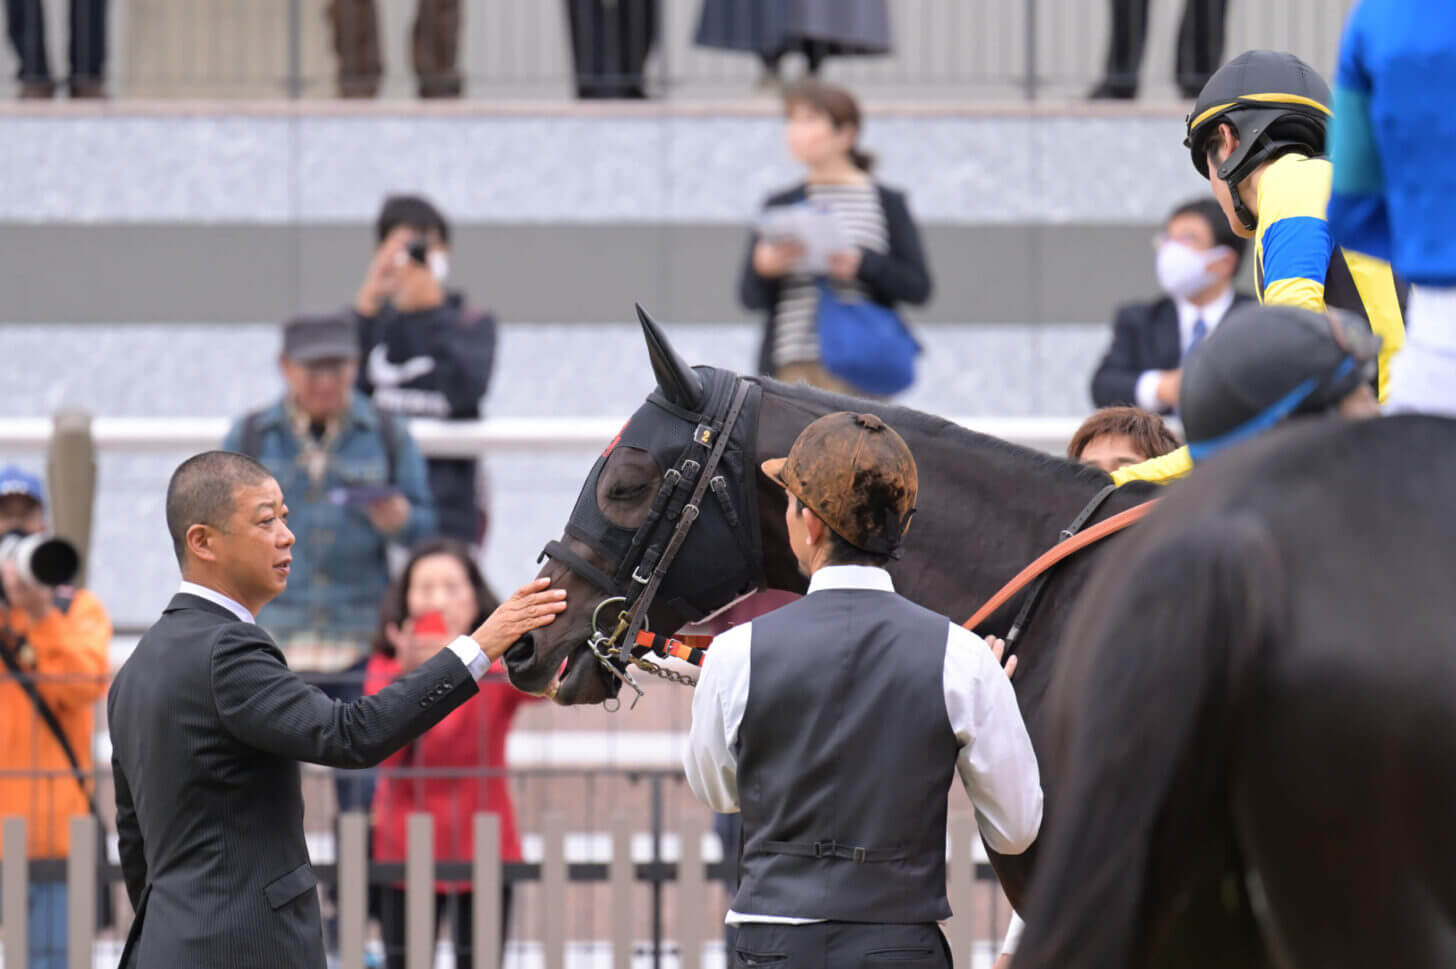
[107,593,478,968]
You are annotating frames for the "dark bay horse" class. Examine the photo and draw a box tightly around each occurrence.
[1014,414,1456,969]
[505,311,1158,907]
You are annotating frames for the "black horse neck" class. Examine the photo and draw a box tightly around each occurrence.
[751,380,1149,626]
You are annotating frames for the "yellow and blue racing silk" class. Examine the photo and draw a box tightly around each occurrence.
[1254,153,1405,400]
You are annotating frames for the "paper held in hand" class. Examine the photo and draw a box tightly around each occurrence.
[756,202,847,275]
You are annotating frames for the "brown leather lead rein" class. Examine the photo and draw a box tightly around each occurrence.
[960,499,1157,633]
[638,498,1160,670]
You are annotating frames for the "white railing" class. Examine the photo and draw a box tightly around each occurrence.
[0,416,1090,457]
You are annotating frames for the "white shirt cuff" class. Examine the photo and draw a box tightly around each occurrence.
[446,635,491,681]
[1134,369,1165,412]
[1002,913,1025,955]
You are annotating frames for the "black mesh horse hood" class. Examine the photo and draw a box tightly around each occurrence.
[553,309,764,628]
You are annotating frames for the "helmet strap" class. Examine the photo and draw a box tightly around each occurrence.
[1227,180,1258,233]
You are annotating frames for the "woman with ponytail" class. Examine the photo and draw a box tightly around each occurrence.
[738,81,933,395]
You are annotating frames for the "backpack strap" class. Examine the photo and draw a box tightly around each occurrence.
[378,412,401,484]
[238,409,266,459]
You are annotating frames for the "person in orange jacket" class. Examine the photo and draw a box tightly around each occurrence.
[0,465,110,969]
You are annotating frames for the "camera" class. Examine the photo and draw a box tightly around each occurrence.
[0,530,80,592]
[406,234,429,266]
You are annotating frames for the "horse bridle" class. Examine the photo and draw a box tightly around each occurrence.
[539,378,757,710]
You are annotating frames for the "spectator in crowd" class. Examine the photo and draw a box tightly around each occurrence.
[327,0,462,98]
[695,0,891,89]
[4,0,106,98]
[1090,198,1250,414]
[367,538,538,969]
[0,465,110,969]
[1066,406,1181,473]
[224,312,436,815]
[354,195,497,548]
[1089,0,1228,99]
[739,81,932,396]
[564,0,657,98]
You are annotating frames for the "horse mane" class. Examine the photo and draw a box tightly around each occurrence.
[752,374,1114,493]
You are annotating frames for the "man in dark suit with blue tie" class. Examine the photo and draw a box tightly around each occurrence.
[107,450,566,968]
[1091,198,1252,413]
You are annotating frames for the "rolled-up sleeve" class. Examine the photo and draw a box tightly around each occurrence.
[683,624,753,813]
[943,624,1043,854]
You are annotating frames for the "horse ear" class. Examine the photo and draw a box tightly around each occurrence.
[636,303,705,410]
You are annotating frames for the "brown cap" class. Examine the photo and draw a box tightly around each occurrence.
[762,412,917,556]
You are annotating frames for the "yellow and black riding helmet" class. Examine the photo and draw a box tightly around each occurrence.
[1185,50,1333,232]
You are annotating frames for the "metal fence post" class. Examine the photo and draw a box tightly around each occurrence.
[676,811,704,969]
[3,817,27,967]
[286,0,303,98]
[337,812,368,969]
[46,409,95,588]
[947,814,977,969]
[406,813,435,969]
[610,814,634,968]
[472,813,502,969]
[67,816,97,969]
[542,811,568,969]
[1023,0,1039,101]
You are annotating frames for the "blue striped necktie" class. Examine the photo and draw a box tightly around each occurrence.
[1185,317,1208,359]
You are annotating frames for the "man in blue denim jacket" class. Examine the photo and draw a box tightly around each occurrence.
[223,313,436,810]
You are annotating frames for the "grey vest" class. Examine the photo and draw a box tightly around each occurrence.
[733,588,960,923]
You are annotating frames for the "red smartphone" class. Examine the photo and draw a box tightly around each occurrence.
[413,611,448,637]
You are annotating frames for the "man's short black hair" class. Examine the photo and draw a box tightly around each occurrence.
[166,451,273,566]
[1168,196,1248,270]
[376,194,450,245]
[790,496,891,568]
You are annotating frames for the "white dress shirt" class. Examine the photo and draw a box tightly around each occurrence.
[683,565,1044,925]
[178,580,255,623]
[1134,285,1237,412]
[177,580,490,680]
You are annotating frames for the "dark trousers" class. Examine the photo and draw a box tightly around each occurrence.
[1101,0,1228,96]
[4,0,106,87]
[563,0,658,99]
[378,886,513,969]
[732,921,951,969]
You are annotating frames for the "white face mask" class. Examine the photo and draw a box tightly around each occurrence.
[428,251,449,285]
[1156,240,1230,300]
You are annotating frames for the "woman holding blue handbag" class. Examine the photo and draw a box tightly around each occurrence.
[738,81,933,397]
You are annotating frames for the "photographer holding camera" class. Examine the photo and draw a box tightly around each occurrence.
[353,195,498,548]
[0,465,110,969]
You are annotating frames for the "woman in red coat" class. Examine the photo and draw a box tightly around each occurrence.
[366,538,539,969]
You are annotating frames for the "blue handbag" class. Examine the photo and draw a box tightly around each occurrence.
[815,279,921,396]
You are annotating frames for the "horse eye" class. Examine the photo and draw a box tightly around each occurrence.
[606,483,648,502]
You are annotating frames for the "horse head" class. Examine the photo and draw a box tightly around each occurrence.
[505,307,767,705]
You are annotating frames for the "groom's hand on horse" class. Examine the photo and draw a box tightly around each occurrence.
[985,635,1018,679]
[468,578,568,661]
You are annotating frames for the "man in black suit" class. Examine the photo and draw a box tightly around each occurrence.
[1090,198,1251,414]
[107,450,566,968]
[1089,0,1229,99]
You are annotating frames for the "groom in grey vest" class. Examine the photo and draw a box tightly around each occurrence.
[684,412,1043,967]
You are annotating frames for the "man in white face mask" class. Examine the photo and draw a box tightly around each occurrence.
[351,194,498,547]
[1091,198,1251,414]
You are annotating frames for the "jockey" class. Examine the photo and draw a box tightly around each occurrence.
[1178,303,1382,462]
[1111,49,1405,486]
[1327,0,1456,417]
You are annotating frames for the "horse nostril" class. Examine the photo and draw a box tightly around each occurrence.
[505,634,537,672]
